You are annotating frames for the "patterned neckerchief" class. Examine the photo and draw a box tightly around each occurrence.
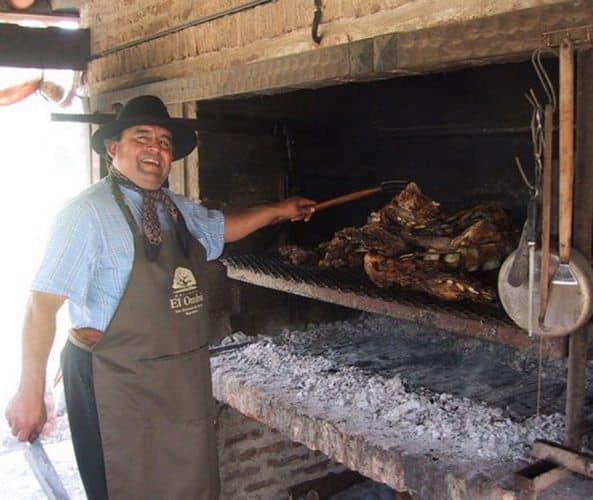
[109,166,189,261]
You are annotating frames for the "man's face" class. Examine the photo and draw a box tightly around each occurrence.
[107,125,174,190]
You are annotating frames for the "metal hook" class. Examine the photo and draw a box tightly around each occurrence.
[515,157,538,199]
[526,91,544,153]
[312,0,322,44]
[531,47,557,110]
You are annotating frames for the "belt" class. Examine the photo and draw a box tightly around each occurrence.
[68,328,102,352]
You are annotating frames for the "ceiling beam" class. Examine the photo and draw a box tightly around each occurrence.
[0,11,78,28]
[0,22,88,70]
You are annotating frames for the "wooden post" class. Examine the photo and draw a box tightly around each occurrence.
[166,102,186,196]
[573,50,593,258]
[184,101,200,202]
[565,325,589,449]
[565,48,593,449]
[532,440,593,477]
[90,124,103,183]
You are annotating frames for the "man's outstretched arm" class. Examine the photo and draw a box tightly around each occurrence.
[223,197,316,243]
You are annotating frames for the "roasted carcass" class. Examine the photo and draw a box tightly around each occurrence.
[363,253,497,302]
[372,181,444,229]
[318,224,410,269]
[279,183,515,303]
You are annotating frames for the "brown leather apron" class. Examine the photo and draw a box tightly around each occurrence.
[91,179,220,499]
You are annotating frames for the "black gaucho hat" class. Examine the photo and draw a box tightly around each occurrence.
[91,95,197,161]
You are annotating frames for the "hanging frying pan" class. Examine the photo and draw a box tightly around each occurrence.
[498,247,593,336]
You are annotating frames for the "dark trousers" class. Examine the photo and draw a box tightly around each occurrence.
[61,341,108,500]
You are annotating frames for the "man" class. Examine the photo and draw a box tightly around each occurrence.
[5,95,315,499]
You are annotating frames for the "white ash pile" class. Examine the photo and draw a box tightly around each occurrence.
[213,314,565,464]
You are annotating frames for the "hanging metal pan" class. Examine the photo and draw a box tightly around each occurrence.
[498,247,593,336]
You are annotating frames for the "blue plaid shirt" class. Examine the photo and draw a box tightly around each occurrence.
[31,179,225,331]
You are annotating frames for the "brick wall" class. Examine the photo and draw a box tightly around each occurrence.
[216,404,347,499]
[83,0,575,96]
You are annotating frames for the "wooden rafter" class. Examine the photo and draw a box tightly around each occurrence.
[0,22,88,70]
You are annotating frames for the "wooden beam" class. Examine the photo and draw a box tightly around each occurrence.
[574,48,593,261]
[0,11,78,28]
[564,48,593,450]
[0,23,88,69]
[514,459,571,493]
[532,440,593,478]
[51,113,113,125]
[52,111,330,136]
[91,1,593,106]
[565,324,589,448]
[92,38,373,109]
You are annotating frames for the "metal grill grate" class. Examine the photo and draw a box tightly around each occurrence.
[221,254,566,357]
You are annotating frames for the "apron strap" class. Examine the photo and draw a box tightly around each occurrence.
[108,175,142,236]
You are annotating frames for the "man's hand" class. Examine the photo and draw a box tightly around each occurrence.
[274,197,316,223]
[5,390,47,442]
[5,291,64,442]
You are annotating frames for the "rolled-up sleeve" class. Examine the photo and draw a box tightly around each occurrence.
[31,202,99,306]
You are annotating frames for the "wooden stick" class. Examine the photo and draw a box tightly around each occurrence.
[314,187,382,211]
[558,38,574,264]
[514,459,571,492]
[532,440,593,478]
[538,104,554,323]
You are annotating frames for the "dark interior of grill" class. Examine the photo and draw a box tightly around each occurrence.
[196,58,561,343]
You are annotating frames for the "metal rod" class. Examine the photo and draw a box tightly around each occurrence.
[375,125,561,137]
[51,112,114,124]
[91,0,275,60]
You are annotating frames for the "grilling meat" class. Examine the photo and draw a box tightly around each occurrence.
[372,182,444,229]
[318,224,410,268]
[278,182,514,303]
[399,219,515,272]
[278,245,320,266]
[364,253,497,303]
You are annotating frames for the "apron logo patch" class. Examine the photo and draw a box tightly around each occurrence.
[170,267,204,316]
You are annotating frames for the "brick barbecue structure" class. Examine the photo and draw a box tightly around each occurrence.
[35,1,593,497]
